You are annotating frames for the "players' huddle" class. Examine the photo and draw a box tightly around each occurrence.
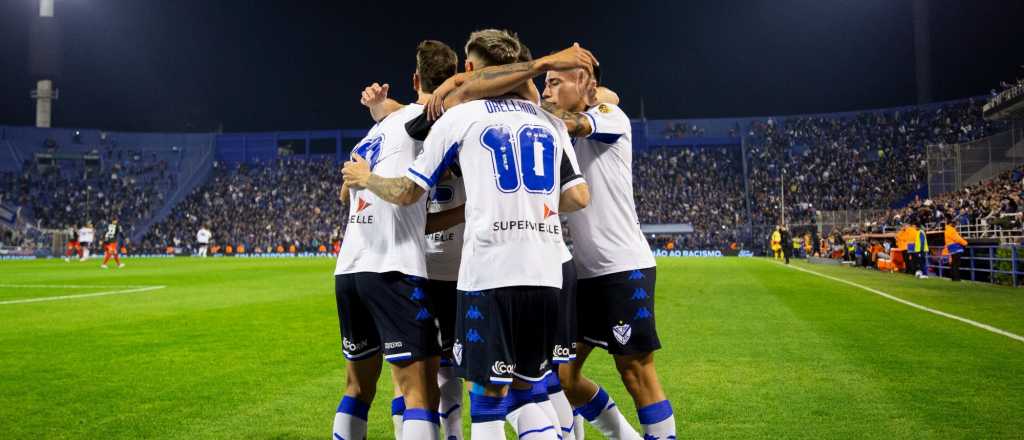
[332,30,675,440]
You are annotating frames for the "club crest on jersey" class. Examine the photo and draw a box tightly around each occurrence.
[613,322,632,345]
[598,103,612,113]
[452,341,463,365]
[543,203,558,220]
[356,197,372,213]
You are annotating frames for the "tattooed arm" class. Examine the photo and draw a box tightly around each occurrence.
[427,44,599,119]
[541,101,594,137]
[341,154,425,206]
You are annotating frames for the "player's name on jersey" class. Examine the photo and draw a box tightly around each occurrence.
[484,99,538,115]
[492,219,561,235]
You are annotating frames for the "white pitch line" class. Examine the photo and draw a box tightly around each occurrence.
[0,284,152,289]
[782,262,1024,344]
[0,285,167,305]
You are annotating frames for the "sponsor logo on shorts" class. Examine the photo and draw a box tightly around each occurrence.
[628,270,645,280]
[491,361,515,376]
[452,341,463,365]
[613,322,632,345]
[552,345,571,358]
[384,341,404,350]
[410,288,425,300]
[415,308,432,321]
[343,338,368,353]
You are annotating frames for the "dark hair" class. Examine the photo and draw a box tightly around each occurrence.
[518,41,532,62]
[416,40,458,93]
[464,29,522,67]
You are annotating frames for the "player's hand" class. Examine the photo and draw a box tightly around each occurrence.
[342,153,371,188]
[536,43,598,73]
[427,72,468,121]
[360,83,390,108]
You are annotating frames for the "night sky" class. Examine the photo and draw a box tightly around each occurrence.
[1,0,1022,132]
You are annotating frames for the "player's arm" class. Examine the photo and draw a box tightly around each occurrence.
[427,44,598,119]
[541,101,593,137]
[342,154,425,206]
[595,86,620,105]
[425,204,465,234]
[360,83,404,122]
[559,130,589,213]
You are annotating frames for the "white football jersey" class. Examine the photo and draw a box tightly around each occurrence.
[78,227,94,243]
[559,140,586,264]
[424,176,465,282]
[567,103,656,279]
[335,104,428,277]
[407,97,571,291]
[197,229,211,244]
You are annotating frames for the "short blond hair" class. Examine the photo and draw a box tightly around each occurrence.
[464,29,522,67]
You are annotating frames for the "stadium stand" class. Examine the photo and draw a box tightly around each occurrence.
[0,97,1014,255]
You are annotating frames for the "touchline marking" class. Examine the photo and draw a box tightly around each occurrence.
[0,285,167,305]
[0,284,152,289]
[781,262,1024,344]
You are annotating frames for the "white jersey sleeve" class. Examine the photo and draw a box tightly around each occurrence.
[406,113,466,191]
[583,103,630,145]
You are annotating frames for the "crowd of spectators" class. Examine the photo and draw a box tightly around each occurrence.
[141,159,345,254]
[744,99,1004,228]
[633,147,746,249]
[0,149,175,240]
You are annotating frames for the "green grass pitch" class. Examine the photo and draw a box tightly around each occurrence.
[1,257,1023,439]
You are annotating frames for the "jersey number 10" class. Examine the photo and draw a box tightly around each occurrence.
[480,125,556,194]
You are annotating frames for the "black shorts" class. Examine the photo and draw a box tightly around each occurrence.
[425,279,458,353]
[577,267,661,356]
[335,272,441,364]
[552,260,578,364]
[454,286,558,386]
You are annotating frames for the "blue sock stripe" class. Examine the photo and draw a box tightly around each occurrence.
[576,388,610,421]
[531,382,551,403]
[506,388,535,413]
[391,396,406,416]
[337,396,370,420]
[441,403,461,418]
[470,392,508,423]
[519,425,555,438]
[637,400,674,425]
[403,408,441,424]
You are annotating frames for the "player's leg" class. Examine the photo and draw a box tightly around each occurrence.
[101,243,111,268]
[613,352,674,439]
[607,267,675,439]
[563,273,643,440]
[333,273,383,440]
[390,371,405,439]
[427,280,464,440]
[362,273,442,440]
[502,287,560,440]
[548,260,579,438]
[456,289,519,438]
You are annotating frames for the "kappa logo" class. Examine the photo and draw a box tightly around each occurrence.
[634,307,653,320]
[543,203,558,220]
[465,305,484,320]
[491,361,516,376]
[613,322,632,345]
[356,197,372,213]
[414,308,432,321]
[631,287,649,300]
[628,270,645,280]
[410,288,425,301]
[452,341,464,365]
[466,328,485,343]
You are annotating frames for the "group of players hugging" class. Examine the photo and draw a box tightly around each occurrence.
[331,30,676,440]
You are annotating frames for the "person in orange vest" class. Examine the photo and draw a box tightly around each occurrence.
[944,218,969,281]
[225,244,234,255]
[275,244,285,253]
[288,243,297,254]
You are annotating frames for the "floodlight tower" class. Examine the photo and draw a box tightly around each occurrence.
[30,0,60,127]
